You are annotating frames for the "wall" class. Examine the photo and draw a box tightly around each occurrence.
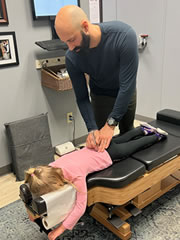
[103,0,180,118]
[0,0,88,170]
[161,0,180,110]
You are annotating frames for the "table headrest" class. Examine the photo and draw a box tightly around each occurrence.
[157,109,180,125]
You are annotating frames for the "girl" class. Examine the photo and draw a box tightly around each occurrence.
[25,123,168,240]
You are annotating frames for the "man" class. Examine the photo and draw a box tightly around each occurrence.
[55,5,139,152]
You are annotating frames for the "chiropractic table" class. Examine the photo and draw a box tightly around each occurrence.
[19,109,180,239]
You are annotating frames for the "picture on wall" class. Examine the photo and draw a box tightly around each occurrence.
[0,32,19,67]
[0,0,8,24]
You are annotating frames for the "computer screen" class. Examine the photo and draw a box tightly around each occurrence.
[31,0,80,19]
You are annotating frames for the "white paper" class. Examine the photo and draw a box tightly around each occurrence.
[89,0,100,23]
[41,184,76,229]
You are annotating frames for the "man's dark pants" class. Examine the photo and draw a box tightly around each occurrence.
[90,90,137,134]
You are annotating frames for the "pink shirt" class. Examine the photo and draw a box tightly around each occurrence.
[49,147,112,230]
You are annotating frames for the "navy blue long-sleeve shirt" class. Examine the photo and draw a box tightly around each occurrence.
[65,21,139,132]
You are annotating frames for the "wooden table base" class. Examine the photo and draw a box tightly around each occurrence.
[88,156,180,239]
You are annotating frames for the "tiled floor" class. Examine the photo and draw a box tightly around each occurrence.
[0,121,140,208]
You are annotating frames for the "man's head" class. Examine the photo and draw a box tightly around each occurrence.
[55,5,91,52]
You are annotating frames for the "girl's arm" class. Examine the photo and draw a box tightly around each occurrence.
[62,176,87,230]
[47,176,87,239]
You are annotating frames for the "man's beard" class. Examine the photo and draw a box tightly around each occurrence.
[73,31,90,52]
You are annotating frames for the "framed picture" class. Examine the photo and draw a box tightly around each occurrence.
[0,0,8,24]
[0,32,19,67]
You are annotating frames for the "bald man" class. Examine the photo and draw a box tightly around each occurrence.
[55,5,139,152]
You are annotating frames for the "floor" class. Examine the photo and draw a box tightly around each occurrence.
[0,173,23,208]
[0,121,140,209]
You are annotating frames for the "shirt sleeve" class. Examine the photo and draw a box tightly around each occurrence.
[66,55,98,132]
[109,28,139,121]
[62,176,87,230]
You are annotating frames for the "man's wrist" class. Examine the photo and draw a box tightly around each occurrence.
[105,122,116,130]
[106,117,118,127]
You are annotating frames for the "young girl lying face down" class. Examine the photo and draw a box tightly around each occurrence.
[25,124,168,240]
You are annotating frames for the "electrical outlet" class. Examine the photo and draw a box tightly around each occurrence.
[67,112,73,123]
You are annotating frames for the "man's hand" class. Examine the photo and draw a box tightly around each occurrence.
[48,224,66,240]
[98,123,115,152]
[86,130,100,151]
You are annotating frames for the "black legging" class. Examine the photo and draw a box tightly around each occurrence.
[106,126,159,161]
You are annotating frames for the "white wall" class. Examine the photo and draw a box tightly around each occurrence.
[103,0,180,118]
[161,0,180,110]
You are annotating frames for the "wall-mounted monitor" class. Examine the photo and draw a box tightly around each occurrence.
[31,0,80,20]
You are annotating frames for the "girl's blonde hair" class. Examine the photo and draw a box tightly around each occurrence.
[25,165,71,196]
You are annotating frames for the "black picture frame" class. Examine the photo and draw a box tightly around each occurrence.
[0,32,19,68]
[0,0,8,24]
[99,0,103,22]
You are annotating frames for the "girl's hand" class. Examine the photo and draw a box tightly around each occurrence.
[28,214,35,222]
[48,224,66,240]
[48,230,58,240]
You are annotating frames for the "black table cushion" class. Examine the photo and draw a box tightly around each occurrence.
[157,109,180,126]
[87,158,146,189]
[86,110,180,190]
[132,134,180,171]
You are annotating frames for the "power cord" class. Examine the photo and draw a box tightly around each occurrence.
[69,115,75,146]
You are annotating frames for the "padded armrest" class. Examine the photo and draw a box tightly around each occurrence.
[157,109,180,125]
